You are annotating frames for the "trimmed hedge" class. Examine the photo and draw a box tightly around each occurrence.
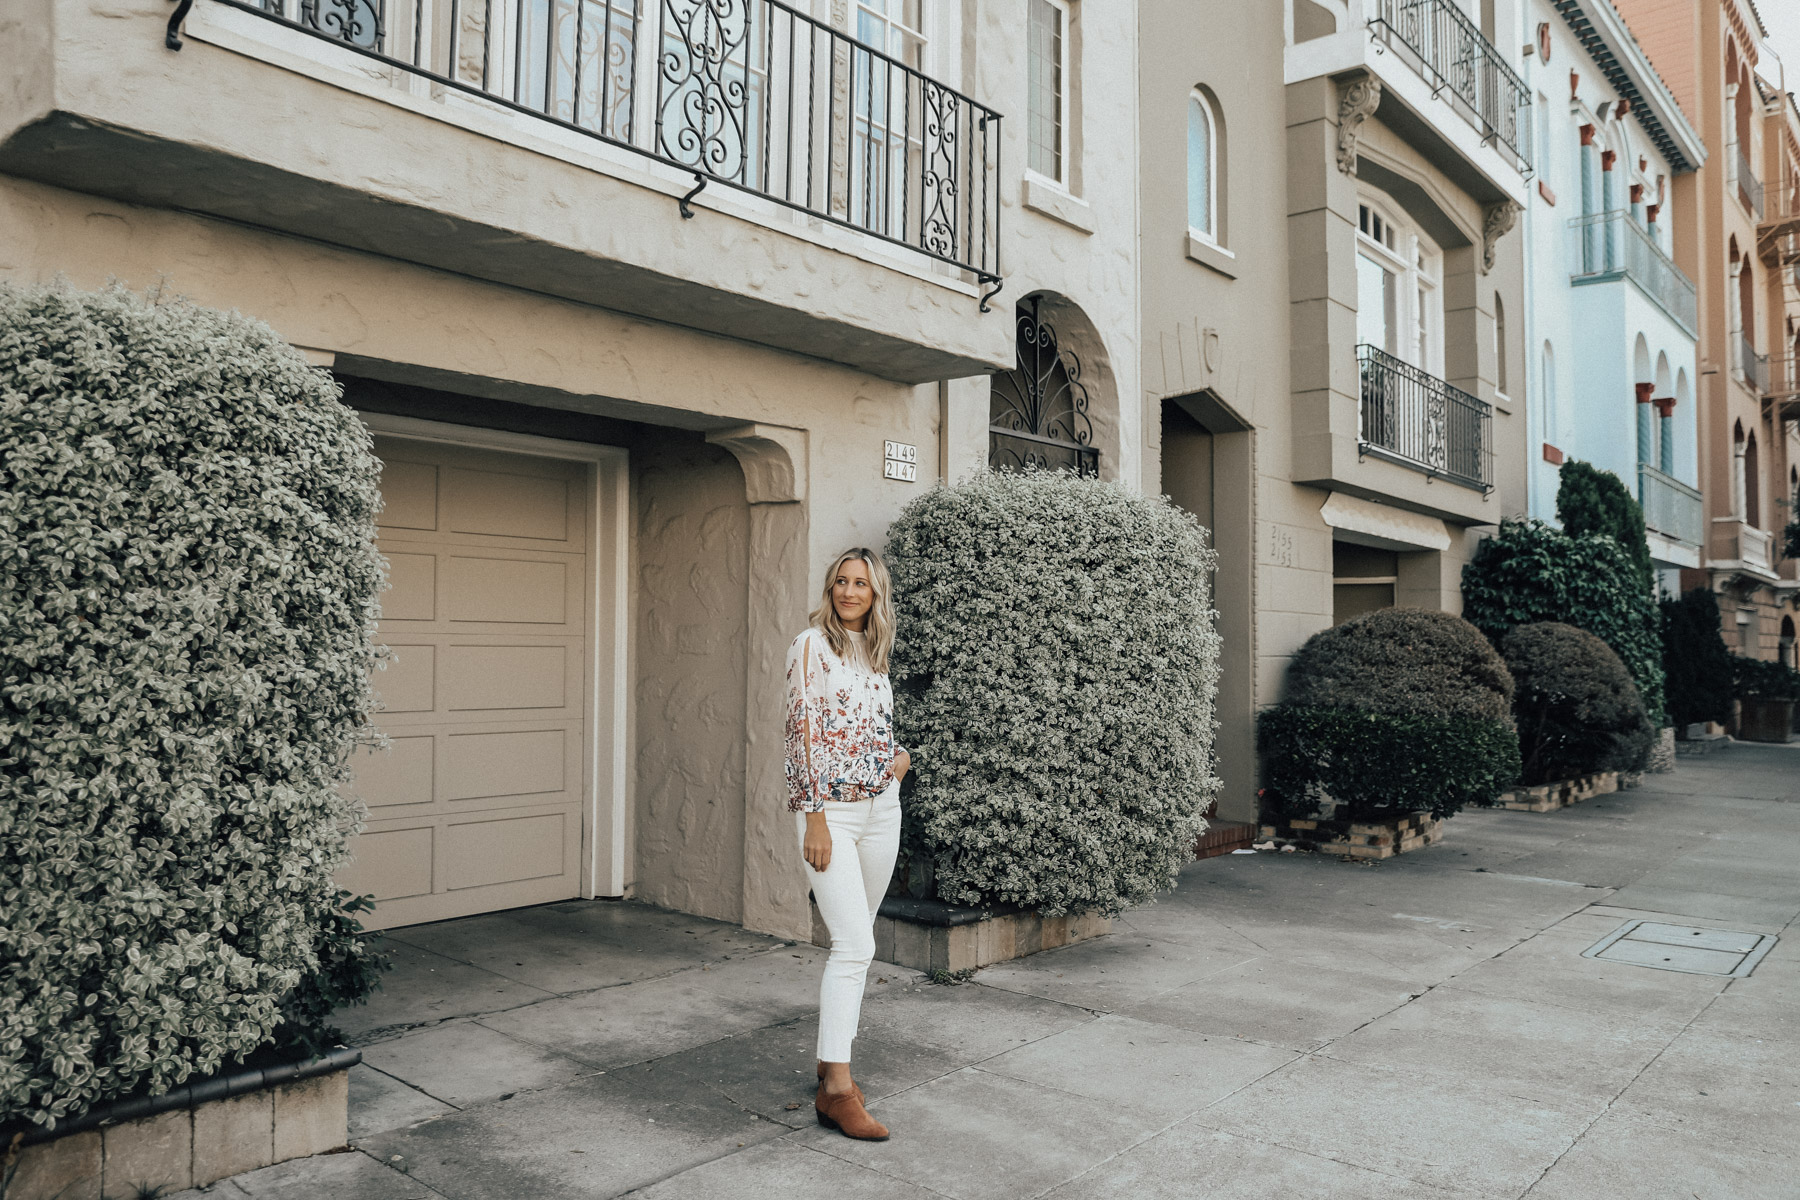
[1732,655,1800,701]
[886,470,1221,917]
[1502,622,1653,785]
[1282,606,1513,723]
[1661,588,1733,729]
[1461,518,1665,723]
[0,284,385,1127]
[1258,707,1521,822]
[1259,609,1519,821]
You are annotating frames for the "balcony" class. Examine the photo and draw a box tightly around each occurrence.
[1569,209,1697,335]
[209,0,1000,284]
[1637,464,1704,549]
[1738,333,1770,396]
[0,0,1011,382]
[1709,519,1776,579]
[1357,344,1493,492]
[1367,0,1531,172]
[1736,147,1763,219]
[1756,181,1800,267]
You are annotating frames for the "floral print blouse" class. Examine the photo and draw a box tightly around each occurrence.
[784,629,903,812]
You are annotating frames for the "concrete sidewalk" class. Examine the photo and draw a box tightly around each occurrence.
[178,745,1798,1199]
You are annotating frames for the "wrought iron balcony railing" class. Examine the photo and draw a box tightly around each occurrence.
[1737,146,1763,218]
[1356,344,1493,491]
[1368,0,1531,170]
[1637,463,1704,549]
[193,0,1003,290]
[1569,209,1697,335]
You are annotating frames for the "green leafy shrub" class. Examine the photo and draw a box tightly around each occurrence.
[268,893,391,1058]
[1282,606,1513,723]
[1258,708,1521,821]
[1461,518,1665,723]
[886,470,1220,916]
[1731,655,1800,701]
[1660,588,1734,729]
[1502,623,1653,785]
[1258,609,1519,821]
[0,284,385,1128]
[1556,460,1653,590]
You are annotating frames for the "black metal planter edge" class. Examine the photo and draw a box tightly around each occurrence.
[4,1046,361,1147]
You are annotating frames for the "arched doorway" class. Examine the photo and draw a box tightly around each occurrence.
[989,297,1101,476]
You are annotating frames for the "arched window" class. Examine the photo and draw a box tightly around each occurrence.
[1187,91,1219,241]
[1494,292,1507,396]
[1745,433,1761,527]
[989,297,1098,476]
[1541,341,1557,451]
[1733,420,1749,520]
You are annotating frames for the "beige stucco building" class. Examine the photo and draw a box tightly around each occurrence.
[1613,0,1800,663]
[5,0,1548,937]
[1140,0,1530,830]
[1,0,1145,940]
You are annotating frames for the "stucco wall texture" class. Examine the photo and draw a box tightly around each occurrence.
[633,440,752,925]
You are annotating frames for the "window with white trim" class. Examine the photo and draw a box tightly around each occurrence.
[1356,199,1443,376]
[1027,0,1069,182]
[1187,90,1220,242]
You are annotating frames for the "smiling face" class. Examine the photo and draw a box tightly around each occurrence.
[831,558,875,631]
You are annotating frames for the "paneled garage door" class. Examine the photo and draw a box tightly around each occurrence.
[340,436,592,929]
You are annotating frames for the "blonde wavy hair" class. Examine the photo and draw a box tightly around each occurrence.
[810,547,896,675]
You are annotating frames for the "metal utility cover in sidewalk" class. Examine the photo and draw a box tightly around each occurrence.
[1582,921,1778,977]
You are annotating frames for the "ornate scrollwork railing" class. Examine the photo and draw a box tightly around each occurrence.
[207,0,1002,287]
[988,298,1099,477]
[1369,0,1531,172]
[1357,343,1492,492]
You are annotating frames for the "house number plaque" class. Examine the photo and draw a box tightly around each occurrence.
[884,440,918,482]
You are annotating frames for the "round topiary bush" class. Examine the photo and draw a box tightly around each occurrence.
[1502,622,1654,785]
[1461,517,1665,723]
[1258,608,1520,821]
[0,283,385,1128]
[885,470,1220,916]
[1282,606,1514,723]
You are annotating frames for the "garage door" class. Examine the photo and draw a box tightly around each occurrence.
[339,435,592,929]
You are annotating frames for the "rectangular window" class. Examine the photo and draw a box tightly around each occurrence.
[1357,252,1395,354]
[1027,0,1065,181]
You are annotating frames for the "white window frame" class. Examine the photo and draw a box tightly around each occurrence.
[1025,0,1072,187]
[1187,88,1220,245]
[1356,195,1444,377]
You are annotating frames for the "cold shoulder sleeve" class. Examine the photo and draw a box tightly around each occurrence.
[784,633,831,813]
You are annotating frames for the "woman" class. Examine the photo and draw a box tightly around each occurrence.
[785,547,911,1141]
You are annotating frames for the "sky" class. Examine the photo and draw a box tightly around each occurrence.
[1757,0,1800,98]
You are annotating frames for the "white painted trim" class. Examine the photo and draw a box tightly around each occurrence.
[355,410,633,899]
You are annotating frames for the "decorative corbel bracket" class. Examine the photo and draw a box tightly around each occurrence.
[1336,76,1382,176]
[705,423,808,505]
[1481,200,1520,273]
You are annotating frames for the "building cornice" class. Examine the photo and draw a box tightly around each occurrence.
[1551,0,1708,174]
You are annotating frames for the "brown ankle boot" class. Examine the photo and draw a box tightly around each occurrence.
[816,1082,889,1140]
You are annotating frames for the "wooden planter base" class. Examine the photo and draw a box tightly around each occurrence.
[1257,811,1444,860]
[1,1049,357,1200]
[811,896,1111,974]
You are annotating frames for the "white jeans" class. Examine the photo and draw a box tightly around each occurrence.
[796,781,902,1063]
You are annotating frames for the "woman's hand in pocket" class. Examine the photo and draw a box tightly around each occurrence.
[803,811,832,872]
[895,749,911,783]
